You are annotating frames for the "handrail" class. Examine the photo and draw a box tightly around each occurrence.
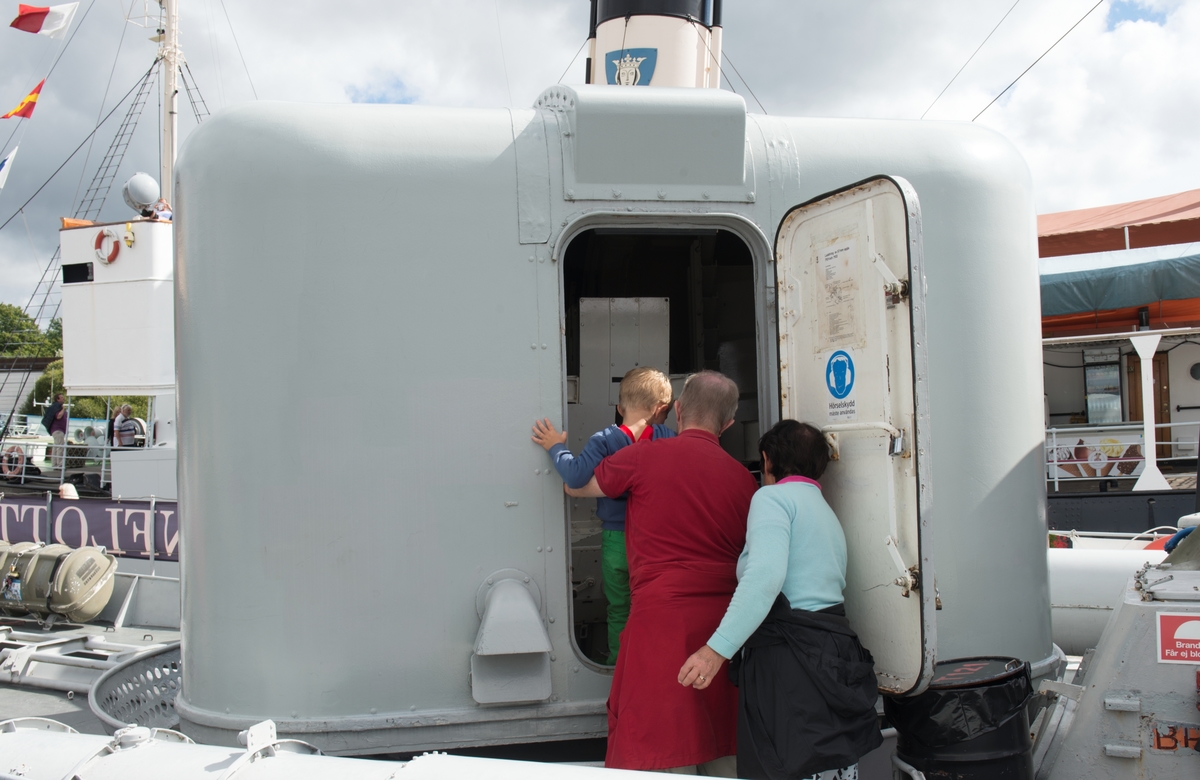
[822,421,902,438]
[1047,421,1200,433]
[0,435,151,491]
[1043,325,1200,346]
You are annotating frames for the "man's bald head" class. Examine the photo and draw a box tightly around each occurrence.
[676,371,739,435]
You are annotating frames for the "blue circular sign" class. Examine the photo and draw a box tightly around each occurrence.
[826,351,855,399]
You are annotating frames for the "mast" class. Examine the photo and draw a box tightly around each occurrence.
[158,0,180,204]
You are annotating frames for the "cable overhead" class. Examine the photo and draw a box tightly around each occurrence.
[558,38,589,84]
[76,63,159,221]
[720,47,766,115]
[73,0,137,213]
[44,0,98,83]
[0,63,157,236]
[685,18,765,113]
[972,0,1105,122]
[0,0,99,156]
[218,0,258,99]
[921,0,1021,120]
[493,0,513,107]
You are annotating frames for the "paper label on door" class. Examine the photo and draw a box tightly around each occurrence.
[826,350,857,421]
[816,237,866,353]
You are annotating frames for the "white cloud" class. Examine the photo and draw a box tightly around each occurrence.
[0,0,1196,307]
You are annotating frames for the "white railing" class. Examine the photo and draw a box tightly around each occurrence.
[0,435,148,492]
[1045,421,1199,492]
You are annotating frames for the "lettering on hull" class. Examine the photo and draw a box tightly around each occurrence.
[0,496,179,560]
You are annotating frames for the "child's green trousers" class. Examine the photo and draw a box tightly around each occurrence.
[601,529,631,665]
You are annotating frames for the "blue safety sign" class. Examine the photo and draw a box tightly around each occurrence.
[826,350,855,400]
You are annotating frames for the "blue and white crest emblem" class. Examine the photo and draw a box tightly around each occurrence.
[605,48,657,86]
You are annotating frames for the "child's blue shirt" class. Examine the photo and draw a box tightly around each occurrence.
[548,423,676,531]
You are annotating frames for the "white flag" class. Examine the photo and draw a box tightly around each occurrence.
[10,3,79,39]
[0,147,17,192]
[39,3,79,38]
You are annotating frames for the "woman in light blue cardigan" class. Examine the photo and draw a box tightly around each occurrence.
[677,420,880,780]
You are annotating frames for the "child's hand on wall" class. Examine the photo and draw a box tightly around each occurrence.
[532,418,568,451]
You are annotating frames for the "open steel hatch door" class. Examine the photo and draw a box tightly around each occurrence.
[774,176,936,696]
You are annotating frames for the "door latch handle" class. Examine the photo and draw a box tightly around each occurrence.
[885,535,920,597]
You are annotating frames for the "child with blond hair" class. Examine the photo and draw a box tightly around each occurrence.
[532,366,675,664]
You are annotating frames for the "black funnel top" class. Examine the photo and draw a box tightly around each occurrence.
[596,0,710,26]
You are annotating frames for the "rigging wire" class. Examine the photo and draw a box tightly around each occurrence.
[72,0,137,214]
[557,38,589,84]
[202,0,225,107]
[217,0,257,98]
[921,0,1022,120]
[44,0,99,82]
[685,18,764,113]
[720,47,767,115]
[19,210,43,275]
[494,0,513,107]
[0,63,157,236]
[0,0,99,158]
[0,0,99,427]
[972,0,1105,122]
[181,63,212,123]
[685,20,738,99]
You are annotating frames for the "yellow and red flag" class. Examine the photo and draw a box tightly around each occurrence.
[2,80,45,120]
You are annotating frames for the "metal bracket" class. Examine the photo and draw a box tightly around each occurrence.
[240,720,277,753]
[870,252,909,300]
[885,535,919,597]
[220,720,321,779]
[1039,679,1084,701]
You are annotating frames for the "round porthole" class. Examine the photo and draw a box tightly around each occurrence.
[1191,363,1200,381]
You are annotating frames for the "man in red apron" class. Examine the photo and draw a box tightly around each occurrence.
[569,371,757,772]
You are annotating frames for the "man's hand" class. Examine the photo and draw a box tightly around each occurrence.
[531,418,568,451]
[564,476,606,498]
[678,645,727,690]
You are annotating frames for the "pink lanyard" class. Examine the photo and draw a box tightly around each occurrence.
[776,475,821,489]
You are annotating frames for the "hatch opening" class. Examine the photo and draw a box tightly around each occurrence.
[561,227,761,665]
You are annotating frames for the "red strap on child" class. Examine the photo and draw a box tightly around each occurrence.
[618,425,656,443]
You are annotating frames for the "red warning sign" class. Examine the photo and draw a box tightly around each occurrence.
[1157,611,1200,664]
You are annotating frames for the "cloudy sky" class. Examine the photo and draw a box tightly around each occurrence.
[0,0,1195,311]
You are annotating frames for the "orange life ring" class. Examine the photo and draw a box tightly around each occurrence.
[1,445,25,477]
[94,228,119,264]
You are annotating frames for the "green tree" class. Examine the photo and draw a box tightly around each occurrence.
[71,395,149,421]
[18,359,63,416]
[0,303,50,356]
[16,359,147,424]
[44,318,62,356]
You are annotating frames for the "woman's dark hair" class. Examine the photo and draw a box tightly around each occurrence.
[758,420,830,481]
